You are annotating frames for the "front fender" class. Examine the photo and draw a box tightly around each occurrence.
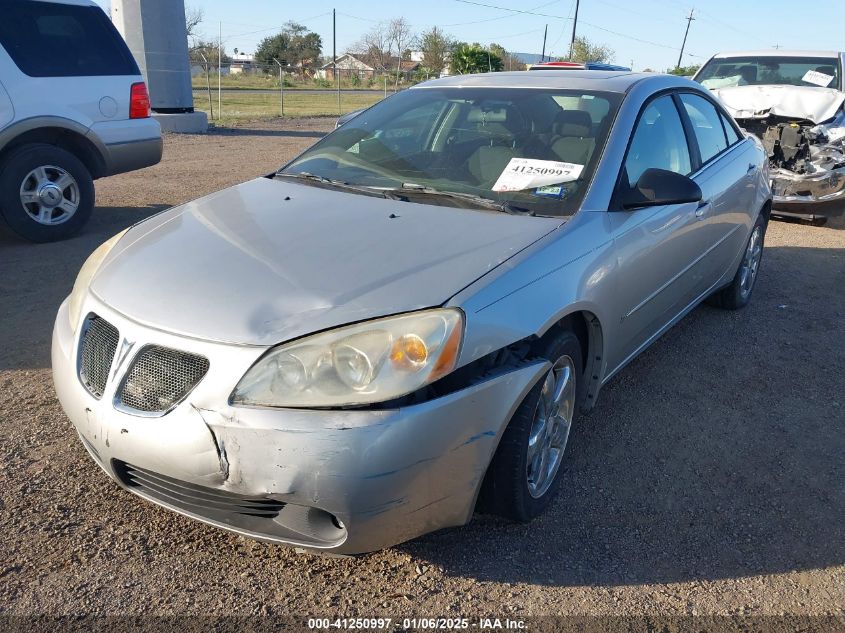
[448,211,617,397]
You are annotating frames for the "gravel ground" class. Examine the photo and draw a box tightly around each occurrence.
[1,118,843,628]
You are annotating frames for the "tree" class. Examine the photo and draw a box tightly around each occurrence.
[255,22,322,74]
[189,39,230,66]
[489,43,521,71]
[185,5,203,43]
[564,36,613,64]
[451,43,502,74]
[387,17,413,88]
[668,64,701,76]
[419,27,454,76]
[355,23,391,71]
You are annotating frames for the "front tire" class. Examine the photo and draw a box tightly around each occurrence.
[707,213,767,310]
[0,143,94,242]
[477,330,583,522]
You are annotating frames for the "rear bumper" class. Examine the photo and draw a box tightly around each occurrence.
[88,118,162,177]
[101,136,162,176]
[52,294,547,554]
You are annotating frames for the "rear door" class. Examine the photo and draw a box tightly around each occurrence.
[677,92,756,283]
[0,0,141,127]
[607,92,713,371]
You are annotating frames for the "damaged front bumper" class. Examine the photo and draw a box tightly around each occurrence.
[52,296,547,554]
[771,166,845,207]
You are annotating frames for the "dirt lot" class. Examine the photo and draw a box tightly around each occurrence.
[1,118,843,628]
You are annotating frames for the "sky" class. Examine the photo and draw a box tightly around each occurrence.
[97,0,845,72]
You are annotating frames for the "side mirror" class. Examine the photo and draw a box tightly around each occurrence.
[335,109,364,129]
[620,168,702,210]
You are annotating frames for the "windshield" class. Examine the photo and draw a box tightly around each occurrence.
[280,87,622,217]
[697,56,842,90]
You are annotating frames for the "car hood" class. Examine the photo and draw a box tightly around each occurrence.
[91,177,563,346]
[710,85,845,124]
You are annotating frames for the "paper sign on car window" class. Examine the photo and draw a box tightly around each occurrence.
[802,70,834,88]
[492,158,584,192]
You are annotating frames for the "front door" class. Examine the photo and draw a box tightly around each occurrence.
[606,93,713,372]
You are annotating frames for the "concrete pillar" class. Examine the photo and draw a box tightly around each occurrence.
[111,0,207,133]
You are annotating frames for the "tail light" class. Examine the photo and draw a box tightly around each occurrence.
[129,82,150,119]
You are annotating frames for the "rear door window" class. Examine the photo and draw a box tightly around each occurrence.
[721,113,741,145]
[680,94,729,163]
[0,1,138,77]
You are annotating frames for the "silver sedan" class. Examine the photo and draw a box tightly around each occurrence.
[52,71,772,554]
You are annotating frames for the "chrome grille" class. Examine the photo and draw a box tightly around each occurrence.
[78,315,119,399]
[118,345,209,414]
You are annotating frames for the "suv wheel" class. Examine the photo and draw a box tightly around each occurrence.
[0,143,94,242]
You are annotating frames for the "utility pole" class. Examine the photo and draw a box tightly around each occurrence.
[274,59,284,116]
[569,0,580,60]
[540,24,548,62]
[333,8,340,116]
[677,8,695,69]
[217,21,222,118]
[199,53,213,119]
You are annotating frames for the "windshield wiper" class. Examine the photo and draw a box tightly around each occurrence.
[274,172,388,198]
[383,183,535,215]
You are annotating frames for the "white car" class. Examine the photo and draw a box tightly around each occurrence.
[0,0,162,242]
[695,50,845,222]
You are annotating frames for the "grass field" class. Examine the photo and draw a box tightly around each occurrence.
[192,90,385,123]
[191,72,403,91]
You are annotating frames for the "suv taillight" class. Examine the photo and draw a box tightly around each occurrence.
[129,82,150,119]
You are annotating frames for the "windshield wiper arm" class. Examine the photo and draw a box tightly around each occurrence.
[274,172,388,197]
[384,184,534,215]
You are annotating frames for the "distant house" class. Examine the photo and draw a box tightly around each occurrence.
[319,53,420,80]
[230,52,255,74]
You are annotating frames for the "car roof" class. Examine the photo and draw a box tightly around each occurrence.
[709,50,842,59]
[412,70,678,94]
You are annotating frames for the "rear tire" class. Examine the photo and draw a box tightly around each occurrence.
[477,329,583,522]
[0,143,94,242]
[707,213,767,310]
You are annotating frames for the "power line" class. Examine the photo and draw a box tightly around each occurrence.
[546,0,577,58]
[442,0,561,27]
[453,0,573,20]
[452,0,699,56]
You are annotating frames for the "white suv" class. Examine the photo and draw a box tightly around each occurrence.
[0,0,162,242]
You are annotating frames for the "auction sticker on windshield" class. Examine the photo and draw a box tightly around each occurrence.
[802,70,834,87]
[492,158,584,192]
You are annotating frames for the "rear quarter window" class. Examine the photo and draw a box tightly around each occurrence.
[0,1,139,77]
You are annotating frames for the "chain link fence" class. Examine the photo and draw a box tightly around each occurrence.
[188,57,427,122]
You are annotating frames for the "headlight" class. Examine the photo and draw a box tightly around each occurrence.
[231,308,464,408]
[67,229,128,332]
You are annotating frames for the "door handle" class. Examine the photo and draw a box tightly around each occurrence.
[747,163,757,173]
[695,200,711,219]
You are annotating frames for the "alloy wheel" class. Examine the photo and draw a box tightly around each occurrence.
[739,224,763,298]
[526,355,576,498]
[19,165,80,226]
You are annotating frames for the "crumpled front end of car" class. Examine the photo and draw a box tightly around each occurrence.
[52,294,548,554]
[752,113,845,206]
[712,85,845,210]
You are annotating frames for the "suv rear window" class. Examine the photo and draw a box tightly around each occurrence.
[0,1,139,77]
